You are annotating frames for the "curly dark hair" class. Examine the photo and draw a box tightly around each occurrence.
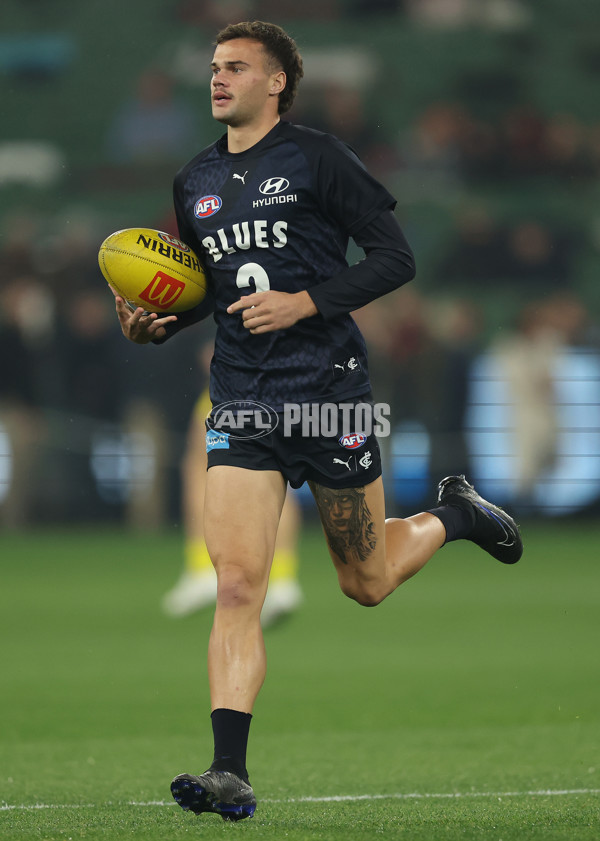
[215,21,304,115]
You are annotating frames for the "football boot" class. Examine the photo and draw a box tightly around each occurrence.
[171,770,256,822]
[437,474,523,564]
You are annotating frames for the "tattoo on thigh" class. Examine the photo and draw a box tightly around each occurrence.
[310,484,377,565]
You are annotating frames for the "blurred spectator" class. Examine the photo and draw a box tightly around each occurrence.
[437,205,508,283]
[406,0,530,29]
[587,123,600,174]
[106,68,196,165]
[492,292,593,505]
[176,0,256,27]
[402,99,600,185]
[406,0,474,27]
[542,291,593,347]
[491,301,561,501]
[505,220,574,288]
[383,289,476,507]
[256,0,341,20]
[116,310,208,530]
[322,84,380,154]
[35,211,104,310]
[60,290,121,422]
[542,113,594,179]
[500,104,547,176]
[398,102,468,190]
[354,296,399,498]
[0,281,38,410]
[427,297,482,486]
[346,0,405,16]
[438,206,577,290]
[459,115,503,179]
[55,289,124,520]
[0,278,49,527]
[0,211,38,280]
[298,83,398,178]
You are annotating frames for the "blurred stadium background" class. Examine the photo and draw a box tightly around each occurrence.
[1,0,600,530]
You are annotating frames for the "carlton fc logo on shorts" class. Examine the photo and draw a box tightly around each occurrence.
[206,428,230,451]
[195,195,222,218]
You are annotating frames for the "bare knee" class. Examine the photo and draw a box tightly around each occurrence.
[339,577,387,608]
[215,562,266,610]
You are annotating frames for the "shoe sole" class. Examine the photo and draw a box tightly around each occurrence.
[171,776,256,822]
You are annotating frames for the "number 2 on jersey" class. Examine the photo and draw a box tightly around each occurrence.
[236,262,270,294]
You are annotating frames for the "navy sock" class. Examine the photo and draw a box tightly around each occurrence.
[210,708,252,783]
[427,503,476,544]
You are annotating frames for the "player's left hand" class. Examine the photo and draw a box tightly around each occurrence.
[227,290,317,334]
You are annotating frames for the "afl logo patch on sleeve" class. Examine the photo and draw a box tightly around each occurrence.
[194,195,222,218]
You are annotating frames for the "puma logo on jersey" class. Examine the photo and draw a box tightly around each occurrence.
[201,220,288,263]
[233,171,248,185]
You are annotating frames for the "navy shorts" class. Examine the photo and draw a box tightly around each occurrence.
[205,395,383,490]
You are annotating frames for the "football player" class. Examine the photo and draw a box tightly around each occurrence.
[162,371,303,626]
[112,20,522,822]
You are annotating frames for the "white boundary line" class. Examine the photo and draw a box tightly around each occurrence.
[274,789,600,804]
[2,789,599,812]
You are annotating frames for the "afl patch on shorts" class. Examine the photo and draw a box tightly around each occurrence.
[205,395,383,489]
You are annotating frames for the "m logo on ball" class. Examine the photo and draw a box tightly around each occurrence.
[139,272,186,309]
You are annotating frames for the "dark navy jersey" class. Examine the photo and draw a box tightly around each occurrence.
[173,121,397,411]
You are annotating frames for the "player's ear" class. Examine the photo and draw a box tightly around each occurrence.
[270,70,286,96]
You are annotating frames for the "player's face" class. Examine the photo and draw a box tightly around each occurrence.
[210,39,280,128]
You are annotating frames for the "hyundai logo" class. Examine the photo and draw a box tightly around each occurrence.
[259,177,290,195]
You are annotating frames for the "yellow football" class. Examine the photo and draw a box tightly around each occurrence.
[98,227,207,313]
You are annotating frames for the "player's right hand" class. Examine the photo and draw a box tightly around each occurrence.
[111,286,177,344]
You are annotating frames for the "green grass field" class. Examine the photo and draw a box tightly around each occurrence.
[1,522,598,840]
